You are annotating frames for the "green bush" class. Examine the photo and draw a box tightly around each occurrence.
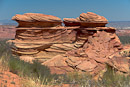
[118,36,130,44]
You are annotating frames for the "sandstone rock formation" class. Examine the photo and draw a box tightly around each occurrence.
[63,12,108,27]
[10,12,130,79]
[12,13,62,27]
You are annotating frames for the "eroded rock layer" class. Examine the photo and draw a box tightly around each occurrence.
[12,27,86,63]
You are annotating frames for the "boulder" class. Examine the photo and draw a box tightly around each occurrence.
[107,57,129,73]
[79,12,108,22]
[43,55,74,74]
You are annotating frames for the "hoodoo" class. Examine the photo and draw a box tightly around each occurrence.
[10,12,129,79]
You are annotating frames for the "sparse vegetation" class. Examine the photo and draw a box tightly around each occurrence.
[0,39,130,87]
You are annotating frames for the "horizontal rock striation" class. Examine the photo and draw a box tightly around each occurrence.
[11,26,87,62]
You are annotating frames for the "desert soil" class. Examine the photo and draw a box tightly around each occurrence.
[0,70,21,87]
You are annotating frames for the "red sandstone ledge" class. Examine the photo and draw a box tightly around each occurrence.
[15,26,115,30]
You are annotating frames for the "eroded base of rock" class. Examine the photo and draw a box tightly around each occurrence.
[9,26,130,79]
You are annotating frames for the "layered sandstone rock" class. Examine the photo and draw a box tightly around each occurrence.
[10,12,130,79]
[63,12,108,27]
[11,26,89,63]
[12,13,62,27]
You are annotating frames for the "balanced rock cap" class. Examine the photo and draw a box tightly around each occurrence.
[12,13,62,22]
[12,13,62,28]
[79,12,108,22]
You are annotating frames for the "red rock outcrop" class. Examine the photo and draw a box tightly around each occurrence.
[12,13,62,28]
[10,12,130,79]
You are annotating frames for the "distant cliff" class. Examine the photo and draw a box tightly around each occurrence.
[107,21,130,29]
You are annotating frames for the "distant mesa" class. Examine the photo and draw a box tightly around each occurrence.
[12,13,62,27]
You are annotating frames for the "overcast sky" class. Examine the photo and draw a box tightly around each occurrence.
[0,0,130,21]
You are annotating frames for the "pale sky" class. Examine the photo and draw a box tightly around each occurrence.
[0,0,130,21]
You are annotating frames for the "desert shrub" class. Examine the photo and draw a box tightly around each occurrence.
[118,36,130,57]
[0,39,12,69]
[97,65,130,87]
[62,72,95,87]
[8,56,60,85]
[0,40,58,85]
[118,36,130,44]
[0,39,11,56]
[119,49,130,57]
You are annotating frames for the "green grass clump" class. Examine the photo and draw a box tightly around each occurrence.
[0,39,59,85]
[118,36,130,44]
[97,65,130,87]
[8,57,59,85]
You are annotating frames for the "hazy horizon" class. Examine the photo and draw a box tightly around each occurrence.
[1,19,130,29]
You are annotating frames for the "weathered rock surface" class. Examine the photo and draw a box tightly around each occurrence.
[63,12,108,27]
[12,13,62,27]
[11,27,85,62]
[79,12,108,22]
[43,27,129,79]
[10,12,130,79]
